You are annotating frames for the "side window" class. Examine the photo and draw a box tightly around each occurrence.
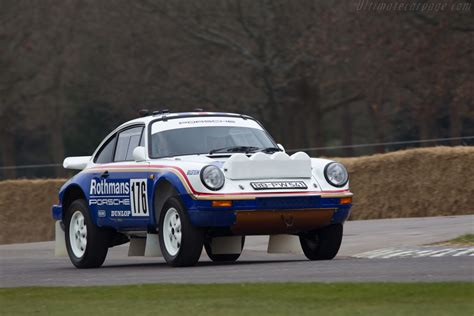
[114,126,144,162]
[94,135,117,164]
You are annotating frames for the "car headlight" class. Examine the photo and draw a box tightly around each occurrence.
[324,162,349,187]
[200,165,225,191]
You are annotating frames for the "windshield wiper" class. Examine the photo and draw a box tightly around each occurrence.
[259,147,282,153]
[209,146,260,154]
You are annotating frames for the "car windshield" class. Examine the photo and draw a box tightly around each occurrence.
[150,125,276,158]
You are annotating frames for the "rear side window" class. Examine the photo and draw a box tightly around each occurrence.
[114,126,144,161]
[94,135,117,164]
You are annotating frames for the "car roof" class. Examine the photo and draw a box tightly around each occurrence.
[92,111,263,159]
[119,111,255,128]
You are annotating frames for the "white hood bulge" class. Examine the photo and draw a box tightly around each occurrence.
[222,152,312,180]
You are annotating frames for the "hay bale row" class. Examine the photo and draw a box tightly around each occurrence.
[337,146,474,219]
[0,179,64,244]
[0,146,473,244]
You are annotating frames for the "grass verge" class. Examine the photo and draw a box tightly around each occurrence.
[433,234,474,246]
[1,283,473,316]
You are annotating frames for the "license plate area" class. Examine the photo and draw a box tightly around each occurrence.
[250,181,308,190]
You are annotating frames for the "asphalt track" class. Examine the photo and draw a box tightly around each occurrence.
[1,215,473,287]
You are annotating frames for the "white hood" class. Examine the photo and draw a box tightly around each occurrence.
[222,151,312,180]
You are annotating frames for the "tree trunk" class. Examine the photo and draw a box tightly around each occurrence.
[262,67,282,144]
[449,100,462,145]
[298,78,324,156]
[50,101,65,178]
[0,130,17,179]
[418,105,431,145]
[286,104,297,149]
[369,103,386,154]
[0,108,17,179]
[342,106,354,157]
[311,98,325,156]
[292,104,307,149]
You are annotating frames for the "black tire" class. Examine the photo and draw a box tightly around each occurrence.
[299,224,343,260]
[204,236,245,262]
[65,199,111,268]
[159,197,204,267]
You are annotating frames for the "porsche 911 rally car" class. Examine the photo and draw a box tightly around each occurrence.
[52,110,352,268]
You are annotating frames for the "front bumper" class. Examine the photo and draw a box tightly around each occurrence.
[183,194,352,234]
[52,204,63,221]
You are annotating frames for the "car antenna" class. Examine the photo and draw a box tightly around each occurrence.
[193,108,204,112]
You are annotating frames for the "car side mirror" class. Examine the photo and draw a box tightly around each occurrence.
[277,143,285,152]
[133,146,147,162]
[63,156,91,170]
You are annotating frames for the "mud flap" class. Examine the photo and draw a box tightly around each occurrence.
[128,237,146,256]
[128,234,162,257]
[210,236,242,255]
[54,221,67,257]
[144,233,162,257]
[267,234,303,254]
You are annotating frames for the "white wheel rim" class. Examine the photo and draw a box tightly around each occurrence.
[163,207,182,256]
[69,210,87,258]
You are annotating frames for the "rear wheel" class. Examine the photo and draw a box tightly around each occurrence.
[159,197,204,267]
[65,199,111,268]
[299,224,343,260]
[204,236,245,262]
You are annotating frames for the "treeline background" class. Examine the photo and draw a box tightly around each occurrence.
[1,0,473,179]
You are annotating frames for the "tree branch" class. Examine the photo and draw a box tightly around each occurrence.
[323,93,364,113]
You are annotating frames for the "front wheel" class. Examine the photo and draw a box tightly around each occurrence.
[65,199,111,268]
[159,197,204,267]
[299,224,343,260]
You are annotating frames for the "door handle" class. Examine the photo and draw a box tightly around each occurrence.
[101,171,109,178]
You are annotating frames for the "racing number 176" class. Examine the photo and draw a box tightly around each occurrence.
[130,179,148,216]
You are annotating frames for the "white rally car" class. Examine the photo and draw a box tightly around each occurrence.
[52,110,352,268]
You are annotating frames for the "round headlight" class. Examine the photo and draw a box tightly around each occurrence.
[200,165,225,191]
[324,162,349,187]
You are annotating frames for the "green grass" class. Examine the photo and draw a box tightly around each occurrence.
[433,234,474,246]
[1,283,473,316]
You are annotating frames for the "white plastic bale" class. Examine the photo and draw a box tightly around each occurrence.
[249,152,270,161]
[144,233,162,257]
[290,151,310,160]
[128,237,146,256]
[270,152,290,160]
[267,234,303,254]
[227,153,248,162]
[210,236,243,254]
[54,221,68,257]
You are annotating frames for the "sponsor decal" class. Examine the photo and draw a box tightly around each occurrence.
[250,181,308,190]
[88,178,149,217]
[89,198,130,206]
[178,119,236,125]
[187,169,200,176]
[90,179,129,195]
[111,210,131,217]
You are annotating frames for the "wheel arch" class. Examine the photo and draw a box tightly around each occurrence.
[153,178,180,225]
[61,185,87,221]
